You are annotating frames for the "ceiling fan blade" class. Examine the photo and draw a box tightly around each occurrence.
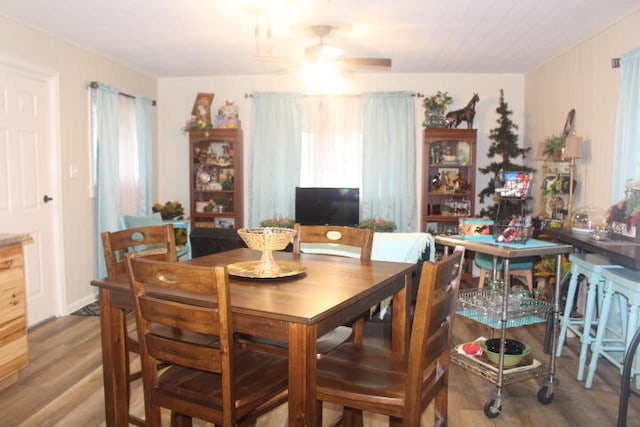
[255,55,301,64]
[342,57,392,68]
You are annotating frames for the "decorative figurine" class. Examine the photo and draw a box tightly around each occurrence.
[445,93,479,129]
[431,174,441,191]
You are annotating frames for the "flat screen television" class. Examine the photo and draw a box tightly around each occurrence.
[295,187,360,226]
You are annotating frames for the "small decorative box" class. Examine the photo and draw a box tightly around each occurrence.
[459,218,494,240]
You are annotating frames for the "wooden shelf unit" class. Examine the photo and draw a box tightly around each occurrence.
[421,128,477,233]
[188,128,243,229]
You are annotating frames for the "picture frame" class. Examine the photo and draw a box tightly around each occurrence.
[543,175,575,195]
[214,217,235,229]
[497,171,532,198]
[191,92,215,125]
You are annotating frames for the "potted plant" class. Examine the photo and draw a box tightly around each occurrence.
[422,91,454,128]
[260,217,295,229]
[152,201,185,220]
[607,190,640,239]
[358,218,397,232]
[440,204,452,216]
[542,134,566,161]
[214,198,227,213]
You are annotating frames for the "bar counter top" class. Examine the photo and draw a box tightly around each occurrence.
[0,233,33,249]
[543,227,640,270]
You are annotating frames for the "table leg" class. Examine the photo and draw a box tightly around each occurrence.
[99,288,129,426]
[391,272,411,354]
[288,322,317,426]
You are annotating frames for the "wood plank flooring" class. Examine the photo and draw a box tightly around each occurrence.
[1,306,639,426]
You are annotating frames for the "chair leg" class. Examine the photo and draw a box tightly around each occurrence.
[618,325,640,426]
[478,269,487,288]
[524,269,534,293]
[171,412,193,427]
[351,316,365,345]
[315,400,324,427]
[343,407,363,427]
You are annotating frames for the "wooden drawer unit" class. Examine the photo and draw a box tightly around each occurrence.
[0,243,28,391]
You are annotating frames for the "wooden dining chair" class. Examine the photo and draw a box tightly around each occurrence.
[238,224,374,358]
[314,250,463,427]
[294,224,374,353]
[101,224,178,426]
[125,257,289,426]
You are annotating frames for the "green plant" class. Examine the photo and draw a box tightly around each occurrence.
[152,201,184,220]
[607,191,640,228]
[542,134,566,160]
[260,217,295,228]
[182,115,213,134]
[358,218,397,232]
[422,91,453,113]
[422,91,454,128]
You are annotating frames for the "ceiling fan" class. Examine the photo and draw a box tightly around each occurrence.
[257,23,392,72]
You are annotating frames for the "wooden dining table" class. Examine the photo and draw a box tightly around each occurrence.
[92,247,416,427]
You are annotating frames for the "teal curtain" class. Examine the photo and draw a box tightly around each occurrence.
[135,96,154,214]
[362,92,416,232]
[90,83,120,278]
[612,47,640,201]
[248,92,303,226]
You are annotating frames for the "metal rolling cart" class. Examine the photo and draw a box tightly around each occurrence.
[436,234,572,418]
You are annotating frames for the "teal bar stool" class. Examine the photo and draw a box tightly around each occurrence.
[556,253,623,381]
[585,267,640,389]
[474,252,534,292]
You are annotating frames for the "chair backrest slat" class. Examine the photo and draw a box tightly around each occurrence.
[102,224,178,279]
[139,295,220,335]
[146,334,222,372]
[293,224,373,261]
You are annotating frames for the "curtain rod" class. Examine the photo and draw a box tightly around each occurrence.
[612,58,620,68]
[89,81,156,106]
[244,92,423,98]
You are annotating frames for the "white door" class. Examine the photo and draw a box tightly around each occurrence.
[0,63,63,326]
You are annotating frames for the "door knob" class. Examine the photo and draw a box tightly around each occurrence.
[43,195,53,203]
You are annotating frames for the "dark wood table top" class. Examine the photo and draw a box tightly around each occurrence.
[94,248,416,327]
[543,227,640,270]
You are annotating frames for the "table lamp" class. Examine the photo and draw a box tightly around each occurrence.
[563,135,584,227]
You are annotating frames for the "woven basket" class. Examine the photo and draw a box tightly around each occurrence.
[237,227,296,251]
[236,227,298,277]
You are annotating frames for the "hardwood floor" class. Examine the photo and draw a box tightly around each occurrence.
[1,306,639,426]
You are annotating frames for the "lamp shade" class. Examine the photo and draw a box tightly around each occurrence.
[563,135,584,159]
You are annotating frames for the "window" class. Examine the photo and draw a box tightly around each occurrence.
[300,95,363,188]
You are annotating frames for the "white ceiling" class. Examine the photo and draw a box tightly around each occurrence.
[1,0,638,77]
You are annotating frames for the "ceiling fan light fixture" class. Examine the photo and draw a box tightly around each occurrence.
[304,43,344,63]
[299,63,347,93]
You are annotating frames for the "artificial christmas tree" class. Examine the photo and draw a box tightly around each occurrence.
[478,89,534,220]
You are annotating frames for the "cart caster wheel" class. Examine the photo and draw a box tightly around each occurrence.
[483,400,502,418]
[537,385,554,404]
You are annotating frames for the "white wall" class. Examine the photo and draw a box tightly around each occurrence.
[157,74,524,227]
[525,8,640,214]
[0,15,157,311]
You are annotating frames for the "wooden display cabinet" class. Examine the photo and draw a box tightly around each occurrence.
[189,128,243,229]
[422,128,477,233]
